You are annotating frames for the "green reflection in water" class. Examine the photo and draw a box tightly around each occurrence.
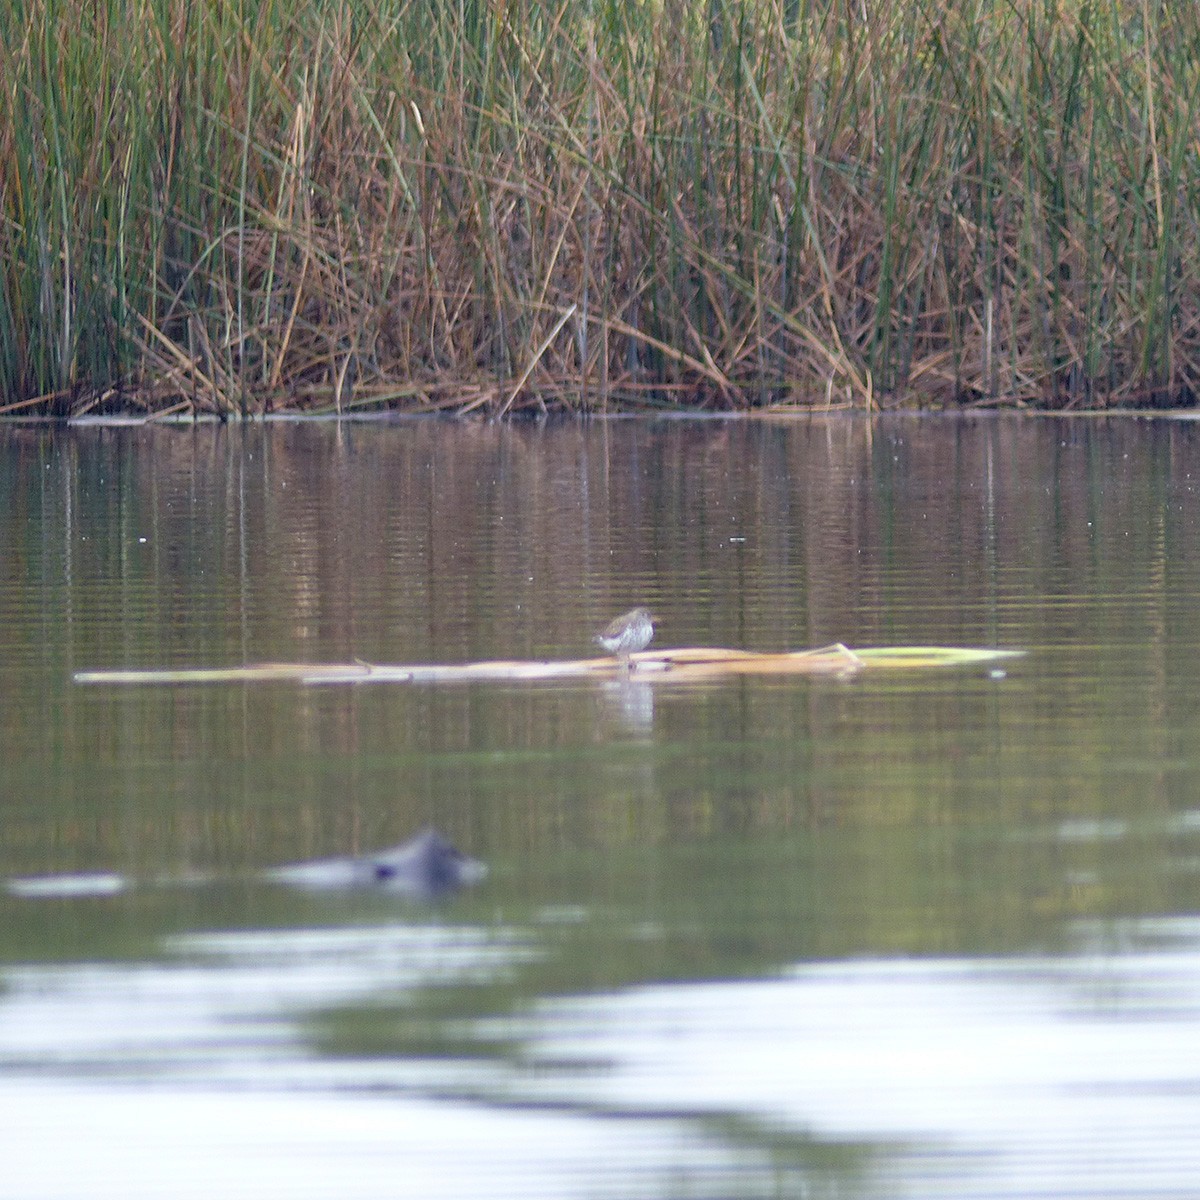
[5,417,1200,1195]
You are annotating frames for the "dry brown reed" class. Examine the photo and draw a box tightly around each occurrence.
[2,0,1199,416]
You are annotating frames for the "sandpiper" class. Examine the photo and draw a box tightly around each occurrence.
[594,607,656,668]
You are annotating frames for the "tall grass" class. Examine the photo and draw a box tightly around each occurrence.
[1,0,1199,415]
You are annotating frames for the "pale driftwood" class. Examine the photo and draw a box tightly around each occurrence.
[73,645,1022,687]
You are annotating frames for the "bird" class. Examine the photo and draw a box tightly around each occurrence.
[594,607,656,668]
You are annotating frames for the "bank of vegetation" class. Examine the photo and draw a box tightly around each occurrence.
[1,0,1198,417]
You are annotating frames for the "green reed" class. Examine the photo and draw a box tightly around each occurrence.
[1,0,1198,415]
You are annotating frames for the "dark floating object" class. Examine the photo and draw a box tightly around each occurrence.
[6,828,487,901]
[267,826,487,898]
[594,607,656,667]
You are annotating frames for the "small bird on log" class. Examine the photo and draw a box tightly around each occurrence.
[594,607,656,668]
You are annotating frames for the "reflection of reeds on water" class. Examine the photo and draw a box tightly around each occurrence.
[2,0,1193,416]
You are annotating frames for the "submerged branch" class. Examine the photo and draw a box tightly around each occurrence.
[74,646,1024,686]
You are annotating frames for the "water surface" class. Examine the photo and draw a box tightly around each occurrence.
[3,415,1200,1197]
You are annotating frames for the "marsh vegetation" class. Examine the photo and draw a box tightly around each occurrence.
[2,0,1198,416]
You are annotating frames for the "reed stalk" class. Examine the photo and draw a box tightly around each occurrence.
[2,0,1199,416]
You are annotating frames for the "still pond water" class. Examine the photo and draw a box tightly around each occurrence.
[3,415,1200,1198]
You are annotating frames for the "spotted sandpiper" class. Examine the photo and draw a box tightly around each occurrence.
[594,607,656,669]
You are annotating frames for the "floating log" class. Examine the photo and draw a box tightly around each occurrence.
[73,645,1022,686]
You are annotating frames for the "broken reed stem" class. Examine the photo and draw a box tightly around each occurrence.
[1,0,1198,417]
